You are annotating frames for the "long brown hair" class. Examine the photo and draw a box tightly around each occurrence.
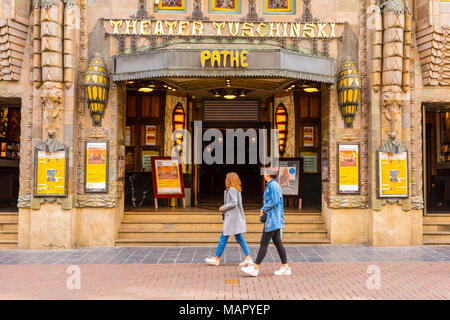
[225,172,242,192]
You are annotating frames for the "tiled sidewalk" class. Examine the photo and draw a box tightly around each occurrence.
[0,245,449,265]
[0,262,448,299]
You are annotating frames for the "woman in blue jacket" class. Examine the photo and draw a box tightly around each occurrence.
[241,167,291,277]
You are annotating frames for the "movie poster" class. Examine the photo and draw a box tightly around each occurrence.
[0,107,8,139]
[145,125,156,146]
[35,150,67,196]
[142,150,159,172]
[153,158,183,195]
[338,144,359,194]
[277,159,301,196]
[303,126,314,147]
[8,108,20,142]
[85,141,108,192]
[0,142,7,157]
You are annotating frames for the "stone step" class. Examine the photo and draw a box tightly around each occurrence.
[0,222,18,231]
[423,239,450,245]
[115,237,331,246]
[0,240,18,249]
[423,224,450,232]
[120,221,325,232]
[0,231,18,240]
[423,215,450,223]
[117,230,328,240]
[423,231,450,242]
[0,212,18,223]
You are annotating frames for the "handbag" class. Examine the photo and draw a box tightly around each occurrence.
[260,212,267,223]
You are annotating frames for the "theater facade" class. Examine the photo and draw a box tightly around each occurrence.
[0,0,449,249]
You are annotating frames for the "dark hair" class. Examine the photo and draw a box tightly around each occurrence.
[265,167,279,179]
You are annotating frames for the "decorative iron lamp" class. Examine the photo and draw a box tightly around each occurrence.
[172,103,185,153]
[275,103,288,154]
[85,54,109,126]
[337,58,361,128]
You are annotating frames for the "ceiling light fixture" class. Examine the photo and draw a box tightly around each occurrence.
[138,87,154,93]
[303,87,319,93]
[223,88,236,100]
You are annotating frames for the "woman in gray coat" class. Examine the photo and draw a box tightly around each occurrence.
[205,172,253,266]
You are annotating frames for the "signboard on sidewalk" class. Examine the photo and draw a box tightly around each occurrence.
[151,156,185,199]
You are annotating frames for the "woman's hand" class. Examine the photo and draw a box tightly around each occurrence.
[218,207,223,212]
[260,209,264,216]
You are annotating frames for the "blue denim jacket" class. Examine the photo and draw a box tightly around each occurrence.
[261,179,284,232]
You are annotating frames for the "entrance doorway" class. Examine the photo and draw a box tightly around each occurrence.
[424,105,450,213]
[0,99,20,212]
[197,122,270,208]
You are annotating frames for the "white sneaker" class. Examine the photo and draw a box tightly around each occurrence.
[239,257,254,267]
[274,266,292,276]
[205,257,220,266]
[241,265,259,277]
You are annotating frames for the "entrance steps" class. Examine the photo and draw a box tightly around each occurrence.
[115,208,330,246]
[0,212,18,249]
[423,214,450,245]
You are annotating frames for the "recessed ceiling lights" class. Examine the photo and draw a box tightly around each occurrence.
[138,87,154,93]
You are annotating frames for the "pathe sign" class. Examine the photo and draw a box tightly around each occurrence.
[201,50,248,68]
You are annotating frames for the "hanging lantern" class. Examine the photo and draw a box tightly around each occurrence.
[172,103,185,153]
[275,103,288,154]
[85,54,109,126]
[337,58,361,128]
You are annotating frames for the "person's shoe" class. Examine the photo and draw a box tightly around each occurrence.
[239,257,254,267]
[274,266,292,276]
[205,257,220,266]
[241,265,259,277]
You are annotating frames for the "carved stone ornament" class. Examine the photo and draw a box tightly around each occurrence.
[186,0,209,21]
[328,196,368,209]
[380,0,406,14]
[36,129,65,153]
[379,135,406,153]
[241,0,262,22]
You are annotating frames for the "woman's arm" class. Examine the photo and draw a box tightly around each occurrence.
[261,184,280,213]
[220,188,238,212]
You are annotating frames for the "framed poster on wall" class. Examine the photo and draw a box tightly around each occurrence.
[85,141,109,193]
[277,158,303,197]
[34,147,68,197]
[300,151,318,173]
[337,143,360,194]
[151,156,185,198]
[145,125,157,146]
[377,151,408,198]
[303,126,314,147]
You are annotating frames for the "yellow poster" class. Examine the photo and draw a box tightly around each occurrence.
[86,142,108,192]
[36,150,66,196]
[155,159,182,194]
[338,144,359,193]
[379,152,408,197]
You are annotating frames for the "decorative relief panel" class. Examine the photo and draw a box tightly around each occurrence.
[0,17,28,81]
[417,24,450,86]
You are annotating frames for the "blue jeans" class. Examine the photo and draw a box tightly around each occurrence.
[215,233,251,258]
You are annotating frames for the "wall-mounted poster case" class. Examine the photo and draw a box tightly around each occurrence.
[337,143,360,194]
[85,141,109,193]
[377,151,408,198]
[34,147,68,197]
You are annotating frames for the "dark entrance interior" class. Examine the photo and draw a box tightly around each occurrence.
[425,106,450,213]
[0,99,20,212]
[198,122,269,208]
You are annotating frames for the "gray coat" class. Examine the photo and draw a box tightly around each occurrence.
[221,187,247,236]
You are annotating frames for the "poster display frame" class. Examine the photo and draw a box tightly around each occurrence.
[85,140,109,193]
[151,156,185,199]
[337,142,360,195]
[377,150,409,198]
[33,146,69,197]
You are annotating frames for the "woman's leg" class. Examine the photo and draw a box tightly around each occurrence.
[272,229,288,266]
[254,230,275,266]
[234,233,251,257]
[215,233,229,259]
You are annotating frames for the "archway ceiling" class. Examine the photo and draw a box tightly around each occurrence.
[161,77,296,99]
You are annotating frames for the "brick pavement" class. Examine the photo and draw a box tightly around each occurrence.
[0,262,448,300]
